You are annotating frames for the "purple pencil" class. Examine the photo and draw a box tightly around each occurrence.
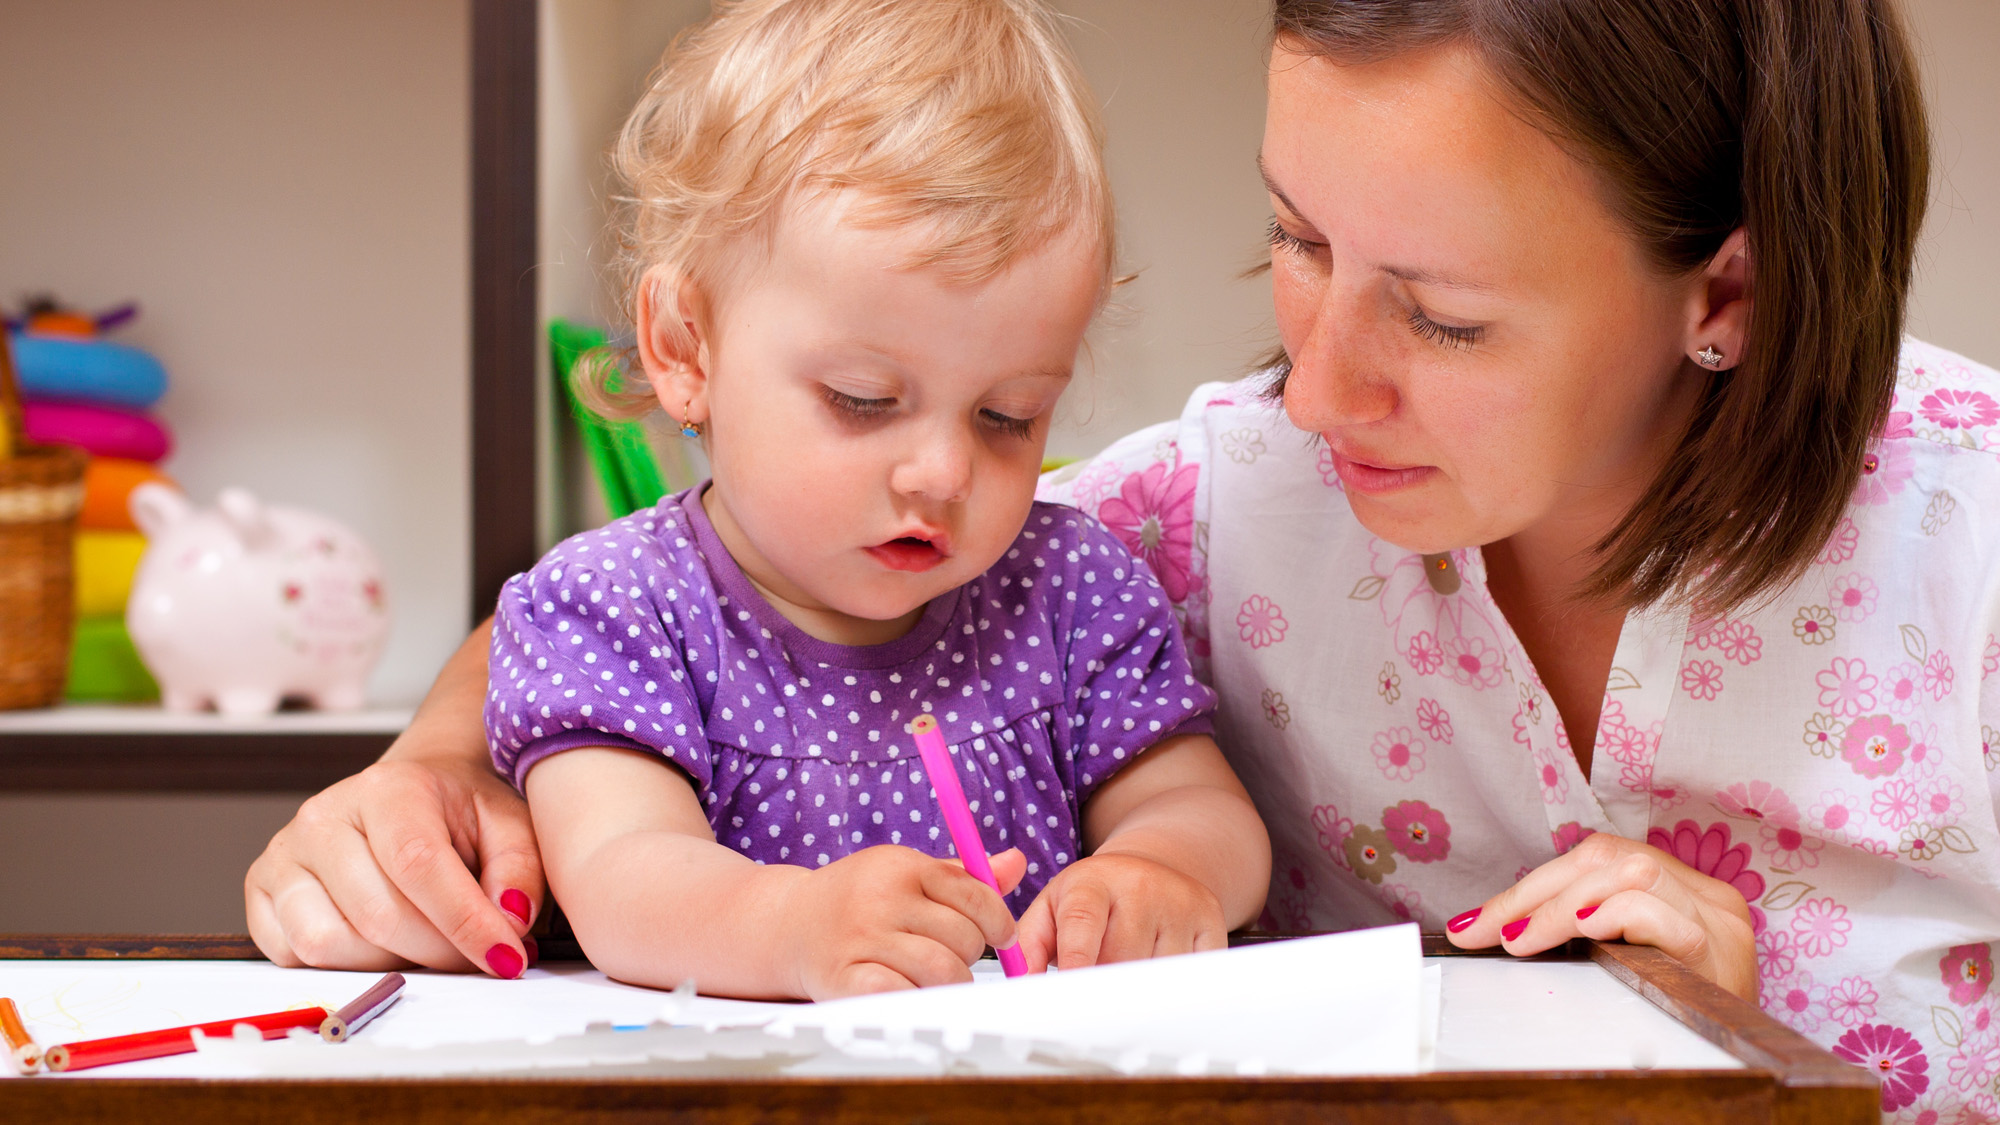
[319,972,406,1042]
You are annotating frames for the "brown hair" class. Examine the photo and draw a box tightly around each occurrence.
[1270,0,1931,614]
[577,0,1114,419]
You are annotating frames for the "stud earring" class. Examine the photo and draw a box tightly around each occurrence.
[1695,345,1724,369]
[679,401,702,439]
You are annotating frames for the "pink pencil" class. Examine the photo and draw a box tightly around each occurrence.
[909,714,1028,978]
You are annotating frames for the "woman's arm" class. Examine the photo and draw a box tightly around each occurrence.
[1014,734,1271,971]
[525,746,1027,1000]
[245,618,542,976]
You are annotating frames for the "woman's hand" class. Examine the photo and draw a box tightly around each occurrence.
[1444,832,1758,999]
[1015,852,1226,972]
[245,618,543,977]
[781,846,1027,1000]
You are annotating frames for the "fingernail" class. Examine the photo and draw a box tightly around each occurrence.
[486,943,525,979]
[522,934,540,969]
[1575,905,1598,920]
[500,888,532,926]
[1500,916,1531,942]
[1445,908,1481,933]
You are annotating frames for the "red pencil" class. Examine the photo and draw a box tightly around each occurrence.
[43,1006,329,1072]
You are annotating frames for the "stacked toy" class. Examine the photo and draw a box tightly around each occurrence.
[5,298,177,702]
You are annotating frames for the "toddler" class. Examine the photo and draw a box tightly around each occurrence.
[484,0,1269,1001]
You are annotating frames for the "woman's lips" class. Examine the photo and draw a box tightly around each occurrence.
[866,537,946,573]
[1326,447,1437,495]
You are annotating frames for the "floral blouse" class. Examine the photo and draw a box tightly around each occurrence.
[1039,338,2000,1121]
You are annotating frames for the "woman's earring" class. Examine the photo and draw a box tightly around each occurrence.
[1695,345,1724,369]
[679,402,702,439]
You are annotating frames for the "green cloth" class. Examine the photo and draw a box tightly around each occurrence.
[66,614,158,702]
[550,320,669,519]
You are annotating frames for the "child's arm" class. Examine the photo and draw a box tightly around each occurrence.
[1015,734,1270,972]
[524,745,1026,999]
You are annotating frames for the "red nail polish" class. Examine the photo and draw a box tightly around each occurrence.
[1500,917,1531,942]
[1576,905,1598,920]
[500,888,532,926]
[486,943,525,979]
[1446,908,1482,933]
[522,934,540,969]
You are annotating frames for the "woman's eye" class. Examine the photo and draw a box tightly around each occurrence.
[1406,306,1484,350]
[981,409,1038,440]
[1267,217,1323,257]
[822,387,895,419]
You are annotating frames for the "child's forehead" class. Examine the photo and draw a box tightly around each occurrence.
[761,186,1107,287]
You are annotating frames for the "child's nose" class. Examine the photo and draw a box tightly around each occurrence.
[891,426,975,504]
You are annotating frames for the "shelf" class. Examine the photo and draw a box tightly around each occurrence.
[0,705,410,792]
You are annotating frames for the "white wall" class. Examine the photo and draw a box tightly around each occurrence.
[0,0,470,707]
[1905,0,2000,365]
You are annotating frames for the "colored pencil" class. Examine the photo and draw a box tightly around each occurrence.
[909,714,1029,977]
[43,1006,329,1072]
[320,972,406,1042]
[0,997,39,1074]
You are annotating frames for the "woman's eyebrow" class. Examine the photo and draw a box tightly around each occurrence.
[1259,155,1498,295]
[1257,155,1306,220]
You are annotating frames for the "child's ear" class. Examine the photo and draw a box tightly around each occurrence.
[634,264,714,425]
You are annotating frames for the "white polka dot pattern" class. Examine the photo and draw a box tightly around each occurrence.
[483,488,1215,906]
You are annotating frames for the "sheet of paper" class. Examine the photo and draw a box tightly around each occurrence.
[773,924,1424,1075]
[1431,958,1742,1072]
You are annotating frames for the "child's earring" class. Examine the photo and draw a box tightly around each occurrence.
[679,401,702,439]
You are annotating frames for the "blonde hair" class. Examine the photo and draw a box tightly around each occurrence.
[577,0,1115,419]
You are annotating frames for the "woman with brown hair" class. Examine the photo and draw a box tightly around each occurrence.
[249,0,1987,1114]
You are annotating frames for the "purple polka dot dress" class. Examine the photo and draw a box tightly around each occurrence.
[484,487,1215,907]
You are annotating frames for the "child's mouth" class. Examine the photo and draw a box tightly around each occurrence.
[866,536,946,573]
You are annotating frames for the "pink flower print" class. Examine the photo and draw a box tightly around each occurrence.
[1947,1030,2000,1097]
[1882,408,1915,441]
[1817,517,1860,566]
[1803,714,1846,759]
[1986,635,2000,680]
[1792,605,1836,645]
[1310,804,1354,864]
[1379,882,1424,925]
[1919,778,1965,823]
[1832,1024,1929,1112]
[1818,657,1879,718]
[1261,689,1292,731]
[1443,635,1504,689]
[1872,779,1920,831]
[1716,781,1802,827]
[1943,945,1994,1006]
[1765,969,1831,1034]
[1758,928,1798,981]
[1900,822,1948,863]
[1987,726,2000,773]
[1371,727,1427,782]
[1381,800,1452,863]
[1902,720,1943,780]
[1688,617,1726,651]
[1551,821,1595,855]
[1235,594,1288,649]
[1532,743,1570,804]
[1842,714,1908,778]
[1924,651,1955,700]
[1792,897,1854,959]
[1416,698,1453,743]
[1828,976,1879,1028]
[1314,442,1342,488]
[1098,462,1199,601]
[1680,658,1725,701]
[1826,574,1879,622]
[1853,441,1915,506]
[1809,789,1866,844]
[1919,388,2000,430]
[1715,619,1763,665]
[1069,457,1124,511]
[1882,662,1924,715]
[1406,631,1444,676]
[1760,819,1824,870]
[1646,819,1766,908]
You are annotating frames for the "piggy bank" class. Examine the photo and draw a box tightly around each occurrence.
[126,484,389,716]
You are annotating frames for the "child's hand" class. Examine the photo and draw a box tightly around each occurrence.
[1014,852,1227,973]
[783,845,1027,1000]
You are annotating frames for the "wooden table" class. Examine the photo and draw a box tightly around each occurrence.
[0,932,1879,1124]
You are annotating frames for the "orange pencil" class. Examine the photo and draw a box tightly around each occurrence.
[43,1006,328,1072]
[0,997,39,1074]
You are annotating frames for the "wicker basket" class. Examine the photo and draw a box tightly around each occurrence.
[0,443,88,710]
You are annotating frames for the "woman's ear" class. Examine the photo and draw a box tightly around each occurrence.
[634,264,714,426]
[1683,228,1752,371]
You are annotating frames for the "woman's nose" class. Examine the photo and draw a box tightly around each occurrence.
[1281,292,1398,433]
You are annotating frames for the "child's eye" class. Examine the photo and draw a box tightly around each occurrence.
[1267,217,1323,257]
[980,409,1038,440]
[1406,306,1485,350]
[822,387,895,419]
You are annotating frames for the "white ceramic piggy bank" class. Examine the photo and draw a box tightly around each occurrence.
[126,484,389,716]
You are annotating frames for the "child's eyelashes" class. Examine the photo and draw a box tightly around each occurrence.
[980,409,1038,441]
[820,385,1040,439]
[1406,306,1485,350]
